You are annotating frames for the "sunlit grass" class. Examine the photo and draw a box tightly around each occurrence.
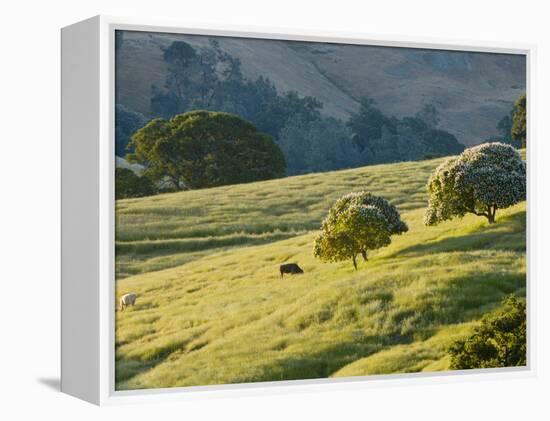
[115,158,446,278]
[116,150,526,279]
[115,189,525,389]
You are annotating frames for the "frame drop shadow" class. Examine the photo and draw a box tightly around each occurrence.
[37,377,60,392]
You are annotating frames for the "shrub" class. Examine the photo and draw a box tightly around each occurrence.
[115,168,157,199]
[449,296,526,369]
[313,192,408,269]
[425,142,526,225]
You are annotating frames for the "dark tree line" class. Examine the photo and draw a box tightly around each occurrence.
[151,40,324,146]
[348,99,464,165]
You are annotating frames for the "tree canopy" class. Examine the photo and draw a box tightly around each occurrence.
[278,116,358,174]
[511,93,526,148]
[153,39,236,115]
[495,112,518,147]
[348,98,392,154]
[313,192,408,270]
[449,296,526,369]
[127,110,286,190]
[424,142,526,225]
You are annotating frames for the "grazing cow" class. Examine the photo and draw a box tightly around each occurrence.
[119,293,137,311]
[280,263,304,279]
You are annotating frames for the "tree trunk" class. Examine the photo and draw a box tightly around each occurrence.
[352,255,358,270]
[361,250,368,261]
[487,205,497,224]
[171,176,184,191]
[172,175,189,191]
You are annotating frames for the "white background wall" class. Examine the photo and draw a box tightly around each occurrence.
[0,0,548,418]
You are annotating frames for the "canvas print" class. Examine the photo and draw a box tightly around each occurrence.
[114,30,527,391]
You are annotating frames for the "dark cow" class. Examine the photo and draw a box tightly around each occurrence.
[280,263,304,279]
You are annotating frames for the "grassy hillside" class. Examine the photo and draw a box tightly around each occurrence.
[116,157,443,279]
[115,153,526,390]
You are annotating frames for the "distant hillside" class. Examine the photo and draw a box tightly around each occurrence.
[116,31,525,146]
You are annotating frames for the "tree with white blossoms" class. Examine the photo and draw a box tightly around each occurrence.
[314,192,408,270]
[424,142,526,226]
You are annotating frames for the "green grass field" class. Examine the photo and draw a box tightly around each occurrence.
[115,153,526,390]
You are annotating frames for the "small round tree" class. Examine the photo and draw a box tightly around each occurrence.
[424,142,526,226]
[313,192,408,270]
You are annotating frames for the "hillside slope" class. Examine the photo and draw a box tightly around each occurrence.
[116,157,444,279]
[116,31,525,145]
[115,154,526,390]
[116,204,525,389]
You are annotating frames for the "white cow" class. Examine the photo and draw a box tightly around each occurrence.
[119,293,137,311]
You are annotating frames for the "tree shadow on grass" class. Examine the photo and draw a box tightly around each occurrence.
[234,333,413,384]
[393,210,526,258]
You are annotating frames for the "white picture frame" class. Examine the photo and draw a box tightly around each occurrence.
[61,15,536,405]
